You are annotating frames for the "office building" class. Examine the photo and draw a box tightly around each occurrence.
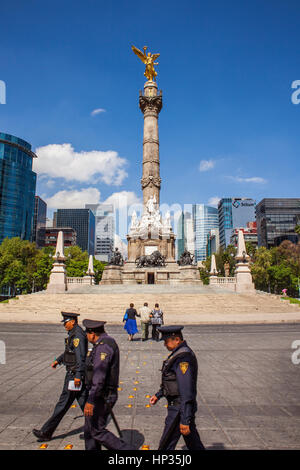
[256,198,300,248]
[45,227,76,248]
[230,222,258,248]
[192,204,219,262]
[177,212,195,259]
[32,196,47,248]
[0,132,37,244]
[85,204,115,262]
[56,209,95,255]
[218,198,256,248]
[206,228,220,258]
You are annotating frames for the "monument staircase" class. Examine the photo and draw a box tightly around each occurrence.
[0,285,299,324]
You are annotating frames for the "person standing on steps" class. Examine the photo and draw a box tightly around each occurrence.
[139,302,152,341]
[150,303,164,341]
[123,303,140,341]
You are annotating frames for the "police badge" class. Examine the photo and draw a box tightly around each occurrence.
[179,362,189,374]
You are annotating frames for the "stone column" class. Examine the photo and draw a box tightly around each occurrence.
[139,81,162,208]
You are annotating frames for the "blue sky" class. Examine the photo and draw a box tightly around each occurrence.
[1,0,300,223]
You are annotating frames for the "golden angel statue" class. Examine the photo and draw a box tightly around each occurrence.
[131,45,160,82]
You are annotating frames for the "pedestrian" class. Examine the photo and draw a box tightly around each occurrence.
[32,312,88,441]
[149,325,205,451]
[82,319,131,450]
[150,303,164,341]
[123,303,140,341]
[139,302,152,341]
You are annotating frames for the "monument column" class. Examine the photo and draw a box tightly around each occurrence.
[139,81,162,208]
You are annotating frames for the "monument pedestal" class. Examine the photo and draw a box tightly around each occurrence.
[101,261,202,285]
[47,261,67,293]
[101,265,123,285]
[235,261,255,293]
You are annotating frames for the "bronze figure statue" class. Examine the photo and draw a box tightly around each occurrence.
[109,248,124,266]
[131,45,160,82]
[177,249,194,266]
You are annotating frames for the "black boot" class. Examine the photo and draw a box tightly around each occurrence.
[32,429,53,441]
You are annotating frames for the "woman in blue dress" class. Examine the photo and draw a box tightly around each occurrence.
[123,303,140,341]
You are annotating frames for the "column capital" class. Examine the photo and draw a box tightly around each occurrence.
[139,95,162,115]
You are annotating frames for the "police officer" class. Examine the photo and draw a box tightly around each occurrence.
[32,312,88,441]
[82,319,131,450]
[149,325,205,450]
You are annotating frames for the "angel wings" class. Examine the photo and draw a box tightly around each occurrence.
[131,45,160,82]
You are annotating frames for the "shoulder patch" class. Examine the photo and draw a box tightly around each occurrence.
[73,338,80,348]
[100,352,108,361]
[179,362,189,374]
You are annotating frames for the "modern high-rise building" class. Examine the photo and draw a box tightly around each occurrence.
[85,204,115,262]
[218,198,256,248]
[192,204,219,262]
[32,196,47,248]
[177,212,195,260]
[256,198,300,248]
[0,132,37,244]
[56,209,95,255]
[230,222,258,248]
[206,228,220,258]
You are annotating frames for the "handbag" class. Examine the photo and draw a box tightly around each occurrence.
[123,311,128,322]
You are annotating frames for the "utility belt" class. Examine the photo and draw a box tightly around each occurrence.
[63,336,77,372]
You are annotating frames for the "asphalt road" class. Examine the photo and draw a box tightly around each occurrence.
[0,323,299,450]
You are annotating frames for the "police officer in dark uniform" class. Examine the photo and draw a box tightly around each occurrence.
[149,325,205,450]
[32,312,88,441]
[82,319,131,450]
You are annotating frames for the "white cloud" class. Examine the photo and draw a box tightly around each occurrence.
[229,176,267,184]
[208,196,220,207]
[46,187,101,209]
[34,143,128,185]
[199,159,215,172]
[91,108,106,116]
[45,179,55,188]
[104,191,142,209]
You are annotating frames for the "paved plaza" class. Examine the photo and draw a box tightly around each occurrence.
[0,322,300,450]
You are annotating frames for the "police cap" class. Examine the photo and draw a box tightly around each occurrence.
[157,325,184,340]
[82,319,106,333]
[61,312,80,323]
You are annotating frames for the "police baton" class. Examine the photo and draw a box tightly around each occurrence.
[105,399,123,439]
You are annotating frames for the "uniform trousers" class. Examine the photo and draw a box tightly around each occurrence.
[158,405,205,450]
[41,371,88,436]
[84,397,131,450]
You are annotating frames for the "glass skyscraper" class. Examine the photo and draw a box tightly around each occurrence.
[56,208,95,255]
[32,196,47,248]
[85,204,115,262]
[256,198,300,248]
[218,198,256,248]
[192,204,219,262]
[0,132,37,244]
